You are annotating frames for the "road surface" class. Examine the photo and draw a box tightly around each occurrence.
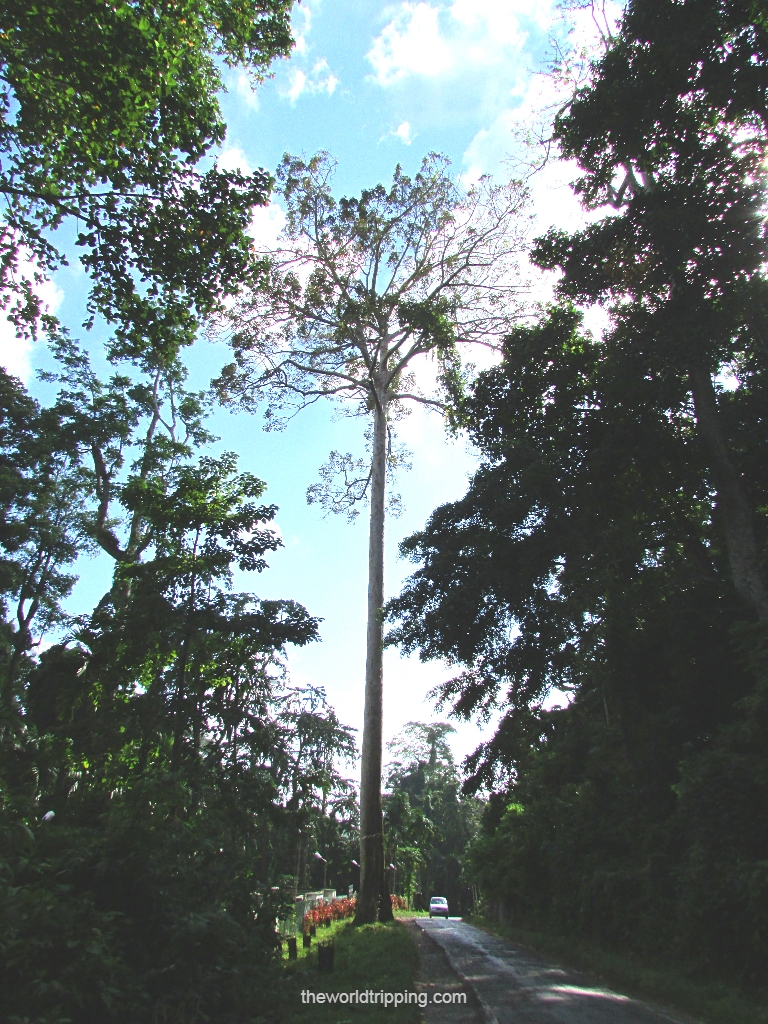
[415,918,690,1024]
[409,920,483,1023]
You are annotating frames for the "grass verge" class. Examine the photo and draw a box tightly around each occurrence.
[281,920,421,1023]
[465,915,768,1024]
[281,918,351,965]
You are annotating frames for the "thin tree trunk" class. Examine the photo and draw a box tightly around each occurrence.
[689,362,768,621]
[355,398,391,924]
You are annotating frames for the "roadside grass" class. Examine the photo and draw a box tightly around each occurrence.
[281,920,422,1023]
[465,915,768,1024]
[281,917,351,965]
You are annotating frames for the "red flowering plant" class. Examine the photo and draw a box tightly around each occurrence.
[330,897,355,920]
[302,897,356,933]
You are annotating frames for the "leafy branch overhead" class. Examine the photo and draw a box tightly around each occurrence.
[0,0,294,356]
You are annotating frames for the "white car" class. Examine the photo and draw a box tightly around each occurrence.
[429,896,449,918]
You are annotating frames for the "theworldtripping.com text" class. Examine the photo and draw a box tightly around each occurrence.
[300,989,467,1007]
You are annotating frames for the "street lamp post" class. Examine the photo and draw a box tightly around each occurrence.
[314,851,327,890]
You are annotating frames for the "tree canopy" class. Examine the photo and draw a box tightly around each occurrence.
[535,0,768,620]
[384,721,480,912]
[1,0,293,356]
[215,151,528,433]
[0,6,368,1019]
[387,0,768,983]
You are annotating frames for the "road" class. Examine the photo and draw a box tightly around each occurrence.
[415,918,690,1024]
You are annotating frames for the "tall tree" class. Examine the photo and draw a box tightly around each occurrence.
[534,0,768,621]
[214,151,528,921]
[387,721,456,778]
[387,305,767,972]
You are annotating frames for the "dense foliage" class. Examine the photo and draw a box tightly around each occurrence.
[1,0,293,356]
[0,3,369,1019]
[384,722,481,913]
[390,304,768,977]
[4,0,768,1011]
[388,0,768,986]
[0,352,365,1021]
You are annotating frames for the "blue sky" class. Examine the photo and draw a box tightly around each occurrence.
[1,0,608,769]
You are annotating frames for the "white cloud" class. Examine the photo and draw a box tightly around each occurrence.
[282,58,338,105]
[217,146,254,175]
[311,59,339,96]
[452,0,554,34]
[367,0,544,86]
[0,325,34,384]
[248,202,287,250]
[368,4,452,85]
[233,72,260,111]
[393,121,413,145]
[272,1,337,106]
[287,68,308,103]
[0,261,64,384]
[291,0,314,56]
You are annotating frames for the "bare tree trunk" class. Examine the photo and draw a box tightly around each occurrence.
[355,398,390,924]
[689,362,768,621]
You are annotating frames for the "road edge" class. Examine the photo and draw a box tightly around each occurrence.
[414,919,500,1024]
[463,916,706,1024]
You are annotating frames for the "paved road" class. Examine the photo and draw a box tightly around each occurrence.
[415,919,689,1024]
[408,920,483,1024]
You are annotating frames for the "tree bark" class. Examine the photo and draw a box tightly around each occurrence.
[355,397,390,924]
[689,362,768,621]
